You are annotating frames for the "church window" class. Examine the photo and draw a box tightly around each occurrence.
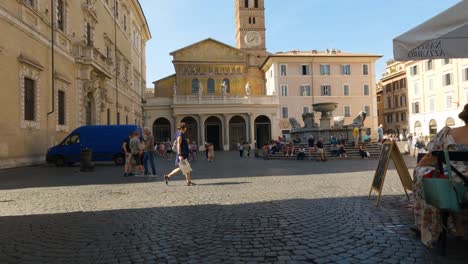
[223,78,230,93]
[208,79,215,94]
[249,17,251,24]
[245,0,249,8]
[254,0,259,8]
[192,78,199,94]
[253,17,256,24]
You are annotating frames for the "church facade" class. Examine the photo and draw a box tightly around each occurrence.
[145,0,279,150]
[144,0,381,150]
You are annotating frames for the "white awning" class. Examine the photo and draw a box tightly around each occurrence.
[393,0,468,61]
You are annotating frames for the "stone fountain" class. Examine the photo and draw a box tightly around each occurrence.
[290,102,368,143]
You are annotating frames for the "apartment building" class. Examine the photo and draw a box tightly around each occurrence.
[0,0,151,168]
[407,58,468,137]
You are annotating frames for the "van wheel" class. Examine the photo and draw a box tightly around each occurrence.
[55,156,65,167]
[114,154,125,166]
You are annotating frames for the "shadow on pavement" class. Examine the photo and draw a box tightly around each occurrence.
[0,195,465,263]
[0,152,419,190]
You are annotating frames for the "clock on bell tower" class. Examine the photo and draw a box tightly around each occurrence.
[235,0,267,66]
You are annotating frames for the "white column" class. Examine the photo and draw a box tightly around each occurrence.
[224,114,230,151]
[249,113,255,148]
[199,115,205,150]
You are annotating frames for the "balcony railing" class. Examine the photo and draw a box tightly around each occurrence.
[73,44,113,77]
[145,95,279,106]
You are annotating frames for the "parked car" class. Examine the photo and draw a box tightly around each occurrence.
[46,125,142,166]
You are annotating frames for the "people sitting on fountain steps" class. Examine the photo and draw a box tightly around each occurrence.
[316,138,326,161]
[338,143,348,158]
[283,142,295,156]
[359,144,369,159]
[330,143,339,157]
[297,147,306,160]
[308,136,315,160]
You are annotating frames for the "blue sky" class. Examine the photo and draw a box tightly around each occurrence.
[140,0,461,86]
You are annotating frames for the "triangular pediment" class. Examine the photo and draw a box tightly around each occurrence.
[170,38,246,63]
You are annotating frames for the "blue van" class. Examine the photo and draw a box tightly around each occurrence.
[46,125,142,166]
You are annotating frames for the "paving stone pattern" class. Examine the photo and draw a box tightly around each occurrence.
[0,153,466,263]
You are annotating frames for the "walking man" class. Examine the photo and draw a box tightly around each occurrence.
[142,128,157,176]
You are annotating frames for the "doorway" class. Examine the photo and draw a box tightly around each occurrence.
[205,116,222,150]
[229,115,246,150]
[255,115,271,149]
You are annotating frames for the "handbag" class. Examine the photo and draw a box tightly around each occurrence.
[423,147,465,212]
[178,159,192,175]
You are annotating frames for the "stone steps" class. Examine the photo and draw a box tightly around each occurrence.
[265,142,381,160]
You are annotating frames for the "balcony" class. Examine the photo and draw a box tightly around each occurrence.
[73,44,113,78]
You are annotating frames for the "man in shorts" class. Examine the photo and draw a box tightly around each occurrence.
[122,132,134,177]
[129,131,144,176]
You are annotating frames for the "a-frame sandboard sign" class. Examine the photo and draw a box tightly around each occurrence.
[368,141,413,207]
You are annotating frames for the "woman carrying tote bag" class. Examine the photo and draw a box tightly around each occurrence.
[164,122,196,186]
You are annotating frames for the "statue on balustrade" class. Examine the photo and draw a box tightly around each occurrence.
[245,82,251,96]
[198,81,203,97]
[221,81,227,95]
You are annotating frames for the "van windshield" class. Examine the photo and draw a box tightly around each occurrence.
[61,134,80,146]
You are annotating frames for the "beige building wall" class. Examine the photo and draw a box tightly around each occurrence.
[0,0,150,168]
[407,58,468,138]
[262,51,381,138]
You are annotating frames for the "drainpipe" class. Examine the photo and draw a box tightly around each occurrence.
[47,0,55,116]
[114,0,119,122]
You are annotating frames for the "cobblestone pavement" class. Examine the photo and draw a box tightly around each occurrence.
[0,153,466,263]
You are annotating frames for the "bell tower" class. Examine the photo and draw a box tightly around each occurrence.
[235,0,267,66]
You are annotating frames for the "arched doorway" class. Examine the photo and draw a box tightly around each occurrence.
[181,117,198,145]
[429,119,438,135]
[205,116,222,150]
[229,115,246,150]
[85,92,96,125]
[414,121,422,137]
[255,115,271,149]
[153,118,171,143]
[445,117,455,127]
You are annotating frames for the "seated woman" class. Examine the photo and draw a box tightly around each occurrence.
[330,144,339,157]
[338,143,348,158]
[412,104,468,248]
[359,144,368,159]
[363,134,371,144]
[297,147,306,160]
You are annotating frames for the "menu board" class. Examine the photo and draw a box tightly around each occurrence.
[369,142,412,206]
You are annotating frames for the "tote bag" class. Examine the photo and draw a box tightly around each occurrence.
[178,159,192,175]
[423,148,464,212]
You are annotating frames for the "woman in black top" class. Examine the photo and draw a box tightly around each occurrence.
[164,123,195,186]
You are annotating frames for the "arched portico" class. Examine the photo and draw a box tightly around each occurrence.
[229,115,247,150]
[181,116,198,144]
[205,116,223,150]
[153,117,171,142]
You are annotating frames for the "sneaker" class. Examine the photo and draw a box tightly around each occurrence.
[123,173,128,177]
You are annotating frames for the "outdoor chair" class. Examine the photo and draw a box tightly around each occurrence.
[431,149,468,256]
